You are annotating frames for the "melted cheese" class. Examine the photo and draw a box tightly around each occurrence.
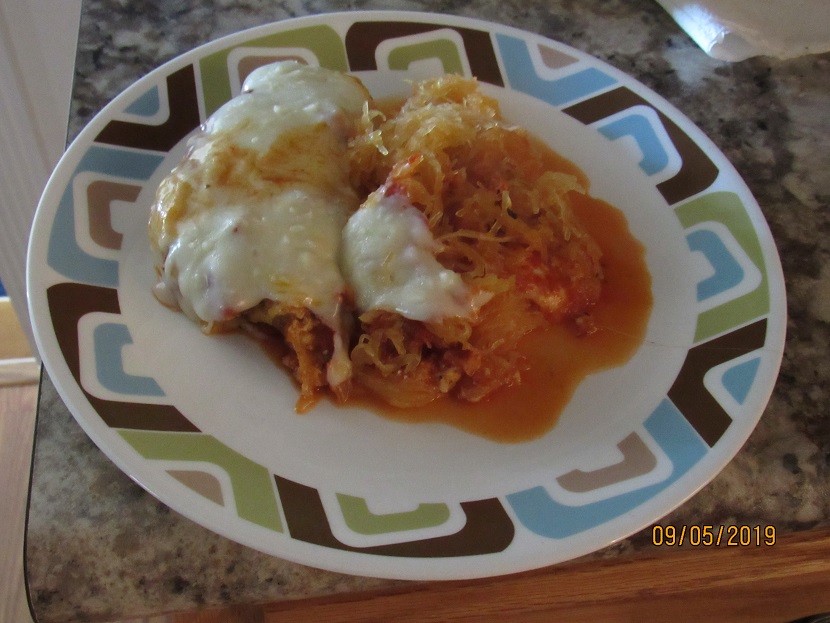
[153,61,368,328]
[157,187,351,323]
[342,189,485,321]
[205,61,369,152]
[152,62,371,389]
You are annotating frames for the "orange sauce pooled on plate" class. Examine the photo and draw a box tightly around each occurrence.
[363,191,653,444]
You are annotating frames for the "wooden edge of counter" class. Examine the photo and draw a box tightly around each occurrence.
[162,526,830,623]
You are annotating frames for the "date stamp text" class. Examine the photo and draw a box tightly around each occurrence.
[651,524,776,547]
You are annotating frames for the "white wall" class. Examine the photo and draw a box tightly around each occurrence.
[0,0,82,353]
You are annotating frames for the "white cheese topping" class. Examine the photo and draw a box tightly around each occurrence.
[153,61,371,389]
[206,61,369,152]
[157,187,351,324]
[154,62,368,325]
[342,190,484,321]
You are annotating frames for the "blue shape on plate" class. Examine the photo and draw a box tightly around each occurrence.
[495,34,616,107]
[47,145,164,286]
[506,399,708,538]
[0,277,6,298]
[93,322,165,396]
[721,357,761,405]
[686,229,745,302]
[598,112,670,176]
[124,85,161,117]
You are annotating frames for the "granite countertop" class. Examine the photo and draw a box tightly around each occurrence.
[26,0,830,621]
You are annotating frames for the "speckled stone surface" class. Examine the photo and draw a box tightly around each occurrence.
[26,0,830,621]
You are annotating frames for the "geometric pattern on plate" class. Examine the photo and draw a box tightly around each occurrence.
[506,398,709,538]
[118,429,283,532]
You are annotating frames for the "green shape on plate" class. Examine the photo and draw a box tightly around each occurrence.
[387,39,465,75]
[199,25,349,116]
[675,191,770,343]
[336,493,451,535]
[118,429,282,532]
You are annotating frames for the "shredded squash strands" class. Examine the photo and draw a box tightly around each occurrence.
[344,74,604,409]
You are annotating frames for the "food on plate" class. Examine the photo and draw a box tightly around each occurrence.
[149,62,369,409]
[150,61,648,423]
[345,76,603,406]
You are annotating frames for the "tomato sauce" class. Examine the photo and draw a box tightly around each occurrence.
[363,191,653,443]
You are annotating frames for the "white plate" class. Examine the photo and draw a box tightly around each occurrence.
[27,11,786,580]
